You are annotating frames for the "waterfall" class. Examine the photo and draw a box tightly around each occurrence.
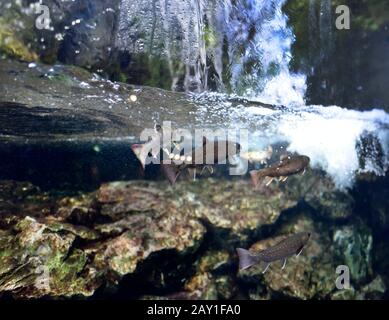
[225,0,306,105]
[115,0,306,105]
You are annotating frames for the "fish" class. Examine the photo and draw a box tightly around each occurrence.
[240,146,273,164]
[131,125,241,185]
[236,232,311,273]
[249,154,310,188]
[160,137,208,185]
[161,138,241,185]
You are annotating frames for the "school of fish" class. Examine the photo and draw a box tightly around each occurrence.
[131,124,312,274]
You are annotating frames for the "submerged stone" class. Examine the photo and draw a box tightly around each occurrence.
[0,216,100,298]
[0,176,381,299]
[333,222,373,284]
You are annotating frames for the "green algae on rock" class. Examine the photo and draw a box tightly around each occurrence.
[183,250,235,300]
[91,213,205,277]
[0,2,38,62]
[0,176,382,299]
[0,216,100,298]
[333,222,373,284]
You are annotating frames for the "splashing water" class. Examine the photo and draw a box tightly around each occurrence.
[275,106,389,188]
[225,0,306,105]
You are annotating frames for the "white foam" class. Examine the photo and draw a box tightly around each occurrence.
[194,96,389,189]
[252,72,307,107]
[228,0,307,106]
[246,106,278,116]
[276,106,389,189]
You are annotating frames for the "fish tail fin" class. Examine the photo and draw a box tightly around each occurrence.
[236,248,260,271]
[249,170,266,188]
[131,144,146,170]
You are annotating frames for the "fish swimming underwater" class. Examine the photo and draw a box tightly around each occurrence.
[132,128,241,185]
[161,138,241,185]
[250,155,310,188]
[236,232,311,273]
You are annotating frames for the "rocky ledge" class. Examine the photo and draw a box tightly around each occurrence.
[0,58,272,144]
[0,173,387,300]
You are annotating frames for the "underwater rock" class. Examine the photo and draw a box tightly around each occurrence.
[333,222,373,284]
[184,272,219,300]
[0,216,101,298]
[0,180,55,229]
[330,275,386,300]
[306,189,354,220]
[285,171,354,220]
[183,250,235,300]
[0,59,270,144]
[85,178,358,298]
[197,250,231,274]
[352,174,389,291]
[355,174,389,233]
[358,275,386,299]
[93,178,321,245]
[91,211,205,277]
[43,218,100,241]
[56,193,99,226]
[0,180,207,298]
[141,251,236,300]
[0,177,381,299]
[88,178,314,298]
[174,178,295,239]
[97,182,169,221]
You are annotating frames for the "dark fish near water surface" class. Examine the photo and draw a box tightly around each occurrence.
[250,155,310,188]
[132,129,240,185]
[236,232,311,273]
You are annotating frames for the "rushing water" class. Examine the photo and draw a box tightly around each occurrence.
[224,0,306,105]
[191,92,389,189]
[116,0,306,105]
